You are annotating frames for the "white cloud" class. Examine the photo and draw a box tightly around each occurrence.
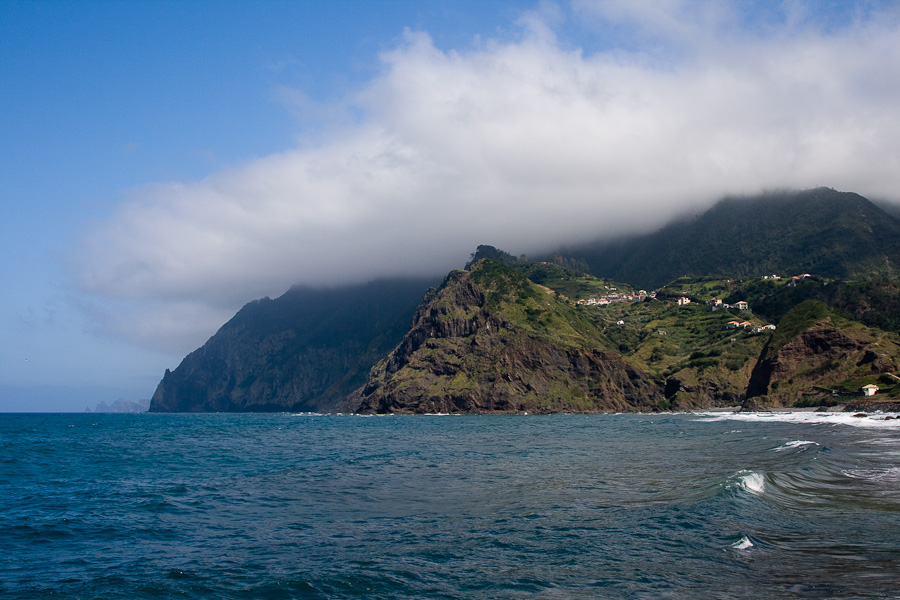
[74,2,900,354]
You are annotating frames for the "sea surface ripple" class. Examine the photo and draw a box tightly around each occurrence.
[2,411,900,599]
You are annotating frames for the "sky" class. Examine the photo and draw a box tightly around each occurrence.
[3,0,900,411]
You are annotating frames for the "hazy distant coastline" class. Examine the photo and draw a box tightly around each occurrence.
[85,398,150,413]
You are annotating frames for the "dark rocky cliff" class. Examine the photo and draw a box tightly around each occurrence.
[743,301,900,409]
[344,263,664,414]
[149,278,433,412]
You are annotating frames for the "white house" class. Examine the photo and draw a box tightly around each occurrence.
[862,384,879,397]
[678,297,691,306]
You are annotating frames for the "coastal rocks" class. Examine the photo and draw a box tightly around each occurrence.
[843,399,900,413]
[663,371,753,411]
[345,265,664,414]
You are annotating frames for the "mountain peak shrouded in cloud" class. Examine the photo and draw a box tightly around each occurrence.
[72,1,900,355]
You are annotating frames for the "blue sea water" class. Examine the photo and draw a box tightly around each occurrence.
[2,411,900,599]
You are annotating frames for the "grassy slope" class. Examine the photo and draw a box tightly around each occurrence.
[359,261,656,412]
[498,267,772,407]
[469,260,612,351]
[357,260,900,411]
[754,301,900,405]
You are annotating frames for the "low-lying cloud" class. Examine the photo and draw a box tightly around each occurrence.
[75,1,900,354]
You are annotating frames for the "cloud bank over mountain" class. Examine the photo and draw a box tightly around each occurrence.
[74,1,900,353]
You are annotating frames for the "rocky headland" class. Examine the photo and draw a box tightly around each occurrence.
[344,265,662,414]
[150,188,900,414]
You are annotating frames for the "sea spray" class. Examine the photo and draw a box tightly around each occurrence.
[773,440,819,451]
[730,535,754,550]
[727,470,766,495]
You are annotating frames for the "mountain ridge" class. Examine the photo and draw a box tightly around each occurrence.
[150,188,900,414]
[149,278,435,412]
[562,187,900,288]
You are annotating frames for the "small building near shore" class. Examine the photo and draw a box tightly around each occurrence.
[862,384,879,397]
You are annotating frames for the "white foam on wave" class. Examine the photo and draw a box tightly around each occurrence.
[773,440,819,451]
[727,470,766,495]
[843,466,900,483]
[730,535,754,550]
[694,411,900,429]
[739,471,766,494]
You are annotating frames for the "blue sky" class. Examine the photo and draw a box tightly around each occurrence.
[3,0,900,411]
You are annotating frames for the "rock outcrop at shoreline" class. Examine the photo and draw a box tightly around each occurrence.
[344,263,663,414]
[842,399,900,413]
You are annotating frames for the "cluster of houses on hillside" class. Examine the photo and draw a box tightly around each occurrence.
[762,273,812,281]
[725,321,776,333]
[673,296,751,311]
[703,298,750,311]
[578,273,817,309]
[576,289,650,306]
[763,273,814,287]
[676,296,776,333]
[786,273,813,287]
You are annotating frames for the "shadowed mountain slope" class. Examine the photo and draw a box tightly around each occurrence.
[564,188,900,288]
[149,278,434,412]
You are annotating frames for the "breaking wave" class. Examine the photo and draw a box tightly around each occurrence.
[773,440,818,451]
[694,410,900,429]
[727,470,766,495]
[730,535,754,550]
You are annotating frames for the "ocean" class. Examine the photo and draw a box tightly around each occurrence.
[2,411,899,599]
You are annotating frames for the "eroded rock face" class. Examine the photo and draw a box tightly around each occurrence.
[663,377,744,410]
[744,322,896,408]
[345,269,663,414]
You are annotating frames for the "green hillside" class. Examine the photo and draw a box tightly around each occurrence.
[347,260,663,414]
[744,300,900,409]
[564,188,900,288]
[151,189,900,414]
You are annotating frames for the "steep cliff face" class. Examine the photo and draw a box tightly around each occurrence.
[345,263,664,414]
[149,279,433,412]
[662,361,759,410]
[743,301,900,409]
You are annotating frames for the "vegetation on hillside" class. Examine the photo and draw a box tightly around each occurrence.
[154,189,900,414]
[562,188,900,288]
[483,253,900,409]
